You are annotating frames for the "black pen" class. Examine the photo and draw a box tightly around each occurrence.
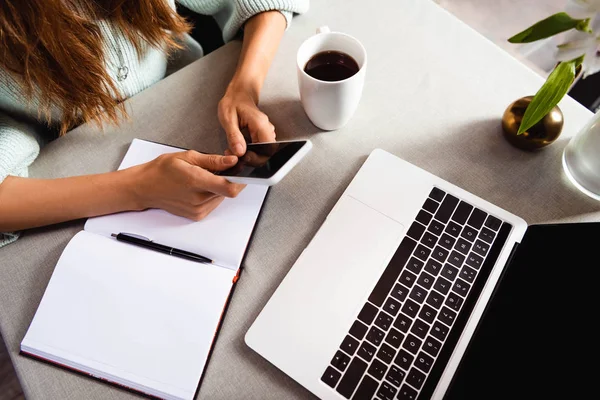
[111,232,213,264]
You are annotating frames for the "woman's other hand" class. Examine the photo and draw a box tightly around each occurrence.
[130,150,245,221]
[218,81,276,156]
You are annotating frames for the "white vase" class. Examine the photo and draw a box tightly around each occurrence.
[562,110,600,200]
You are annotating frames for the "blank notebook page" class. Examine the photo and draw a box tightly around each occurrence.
[21,231,235,400]
[84,138,269,270]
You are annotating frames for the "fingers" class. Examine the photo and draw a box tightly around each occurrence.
[218,99,247,156]
[175,196,226,221]
[181,150,238,172]
[248,111,276,143]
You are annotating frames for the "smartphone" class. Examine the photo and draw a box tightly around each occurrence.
[218,140,312,186]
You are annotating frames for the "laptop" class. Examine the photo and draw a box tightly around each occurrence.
[245,148,596,400]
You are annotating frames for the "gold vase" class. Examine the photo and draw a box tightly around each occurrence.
[502,96,564,151]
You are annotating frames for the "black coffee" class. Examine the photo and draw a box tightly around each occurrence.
[304,51,359,82]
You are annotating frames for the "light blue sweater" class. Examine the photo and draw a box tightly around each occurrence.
[0,0,308,247]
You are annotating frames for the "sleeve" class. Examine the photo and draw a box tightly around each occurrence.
[177,0,309,42]
[0,111,42,247]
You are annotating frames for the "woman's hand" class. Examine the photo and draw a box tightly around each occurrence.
[218,81,276,156]
[217,11,286,157]
[130,150,245,221]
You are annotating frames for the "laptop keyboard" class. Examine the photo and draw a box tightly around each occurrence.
[320,187,510,400]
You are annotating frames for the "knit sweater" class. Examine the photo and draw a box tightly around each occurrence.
[0,0,308,247]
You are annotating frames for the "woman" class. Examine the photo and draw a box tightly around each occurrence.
[0,0,308,246]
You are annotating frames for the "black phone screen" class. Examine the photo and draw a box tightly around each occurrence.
[218,141,306,179]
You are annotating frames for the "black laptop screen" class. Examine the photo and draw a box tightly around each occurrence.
[444,222,598,400]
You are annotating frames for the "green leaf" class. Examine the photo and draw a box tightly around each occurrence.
[517,61,576,134]
[509,12,587,43]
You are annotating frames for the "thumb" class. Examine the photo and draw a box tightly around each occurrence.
[218,107,247,157]
[182,151,238,172]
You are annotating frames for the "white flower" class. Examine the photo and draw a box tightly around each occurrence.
[556,31,600,77]
[567,0,600,18]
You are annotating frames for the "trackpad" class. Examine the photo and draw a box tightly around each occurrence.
[267,195,405,367]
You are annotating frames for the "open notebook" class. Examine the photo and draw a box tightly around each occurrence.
[20,139,269,400]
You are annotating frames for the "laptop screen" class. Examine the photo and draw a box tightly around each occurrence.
[444,222,597,399]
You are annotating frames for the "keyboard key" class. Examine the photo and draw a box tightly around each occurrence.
[424,259,442,276]
[438,233,456,251]
[368,237,417,306]
[368,358,388,380]
[472,240,490,257]
[438,306,457,327]
[385,328,405,349]
[352,375,378,400]
[418,304,437,324]
[478,227,495,244]
[416,209,433,226]
[434,194,459,223]
[406,221,426,241]
[445,292,464,312]
[461,226,478,242]
[428,220,445,236]
[398,384,418,400]
[433,276,452,295]
[447,250,466,268]
[391,283,410,302]
[383,297,401,317]
[431,245,449,264]
[401,299,420,318]
[349,320,369,340]
[441,264,459,282]
[415,351,434,374]
[423,336,442,357]
[406,257,424,275]
[452,278,470,297]
[414,244,431,262]
[332,351,351,372]
[484,215,502,231]
[341,335,360,356]
[367,326,385,346]
[321,366,342,388]
[377,381,397,400]
[386,365,406,387]
[394,349,414,371]
[377,343,396,364]
[357,341,377,362]
[426,290,444,309]
[358,303,378,325]
[459,265,476,283]
[451,201,473,225]
[399,270,417,288]
[466,252,483,270]
[402,334,422,355]
[406,367,426,390]
[408,285,427,304]
[421,231,438,249]
[393,313,412,333]
[454,237,472,255]
[423,198,440,214]
[375,311,394,331]
[416,271,435,290]
[410,319,430,339]
[431,321,449,342]
[467,208,487,229]
[336,357,367,398]
[429,187,445,202]
[445,221,462,237]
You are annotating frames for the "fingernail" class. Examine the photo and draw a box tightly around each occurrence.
[224,155,237,164]
[234,144,244,155]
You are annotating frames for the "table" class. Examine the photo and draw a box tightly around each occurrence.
[1,0,597,399]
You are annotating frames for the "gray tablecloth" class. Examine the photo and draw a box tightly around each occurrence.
[1,0,597,399]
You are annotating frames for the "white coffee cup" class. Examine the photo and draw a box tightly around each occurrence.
[297,26,367,131]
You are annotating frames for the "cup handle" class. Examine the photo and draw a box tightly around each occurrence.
[317,26,330,34]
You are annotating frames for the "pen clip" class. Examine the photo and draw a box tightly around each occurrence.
[115,232,153,241]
